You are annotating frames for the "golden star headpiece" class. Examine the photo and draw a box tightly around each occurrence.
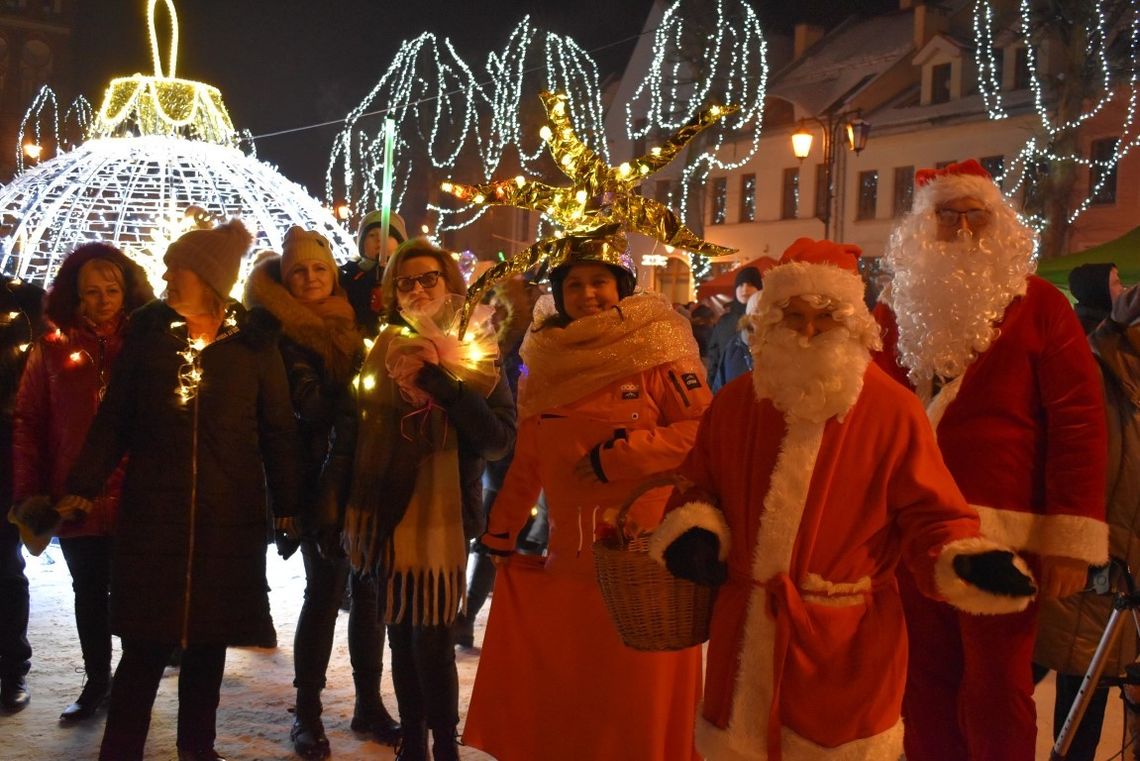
[444,91,738,335]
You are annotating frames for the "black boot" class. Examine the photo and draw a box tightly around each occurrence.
[431,726,461,761]
[60,671,110,722]
[290,689,330,760]
[452,611,474,650]
[0,675,29,713]
[394,721,427,761]
[350,672,401,746]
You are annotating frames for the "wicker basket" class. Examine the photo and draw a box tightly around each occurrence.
[593,476,715,652]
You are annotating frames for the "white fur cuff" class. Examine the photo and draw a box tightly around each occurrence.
[648,502,731,566]
[934,536,1035,615]
[974,505,1110,566]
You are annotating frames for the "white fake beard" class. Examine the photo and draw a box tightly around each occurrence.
[887,231,1031,389]
[751,326,871,423]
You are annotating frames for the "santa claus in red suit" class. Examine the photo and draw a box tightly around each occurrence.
[650,237,1036,761]
[873,159,1108,761]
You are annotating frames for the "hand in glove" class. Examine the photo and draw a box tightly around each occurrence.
[274,516,300,560]
[952,550,1037,598]
[414,362,462,405]
[663,528,727,587]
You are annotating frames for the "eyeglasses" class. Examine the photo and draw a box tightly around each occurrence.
[394,270,443,292]
[935,208,991,228]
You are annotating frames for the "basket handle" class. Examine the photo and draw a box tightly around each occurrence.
[614,472,694,544]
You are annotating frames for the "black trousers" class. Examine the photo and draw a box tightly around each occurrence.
[99,640,226,761]
[388,618,458,733]
[0,517,30,680]
[59,536,113,680]
[293,540,383,694]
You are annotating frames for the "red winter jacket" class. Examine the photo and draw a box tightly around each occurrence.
[13,318,127,537]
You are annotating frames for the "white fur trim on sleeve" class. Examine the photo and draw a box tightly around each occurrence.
[974,505,1110,566]
[648,501,730,566]
[934,536,1035,615]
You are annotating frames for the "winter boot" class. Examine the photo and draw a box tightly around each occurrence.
[60,671,111,722]
[394,721,428,761]
[452,611,474,650]
[350,672,401,746]
[431,726,461,761]
[0,675,29,713]
[290,689,330,760]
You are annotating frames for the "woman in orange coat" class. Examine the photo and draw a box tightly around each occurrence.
[462,250,710,761]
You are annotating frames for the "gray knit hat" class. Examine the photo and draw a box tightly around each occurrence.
[164,218,253,298]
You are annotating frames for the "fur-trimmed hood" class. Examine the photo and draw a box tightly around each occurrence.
[242,255,362,384]
[45,243,154,330]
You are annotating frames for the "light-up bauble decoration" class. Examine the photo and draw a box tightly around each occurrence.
[0,0,353,293]
[0,135,356,293]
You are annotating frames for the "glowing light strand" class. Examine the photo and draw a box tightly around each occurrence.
[325,16,609,237]
[624,0,769,278]
[974,0,1140,236]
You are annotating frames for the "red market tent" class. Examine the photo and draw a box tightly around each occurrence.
[696,256,779,300]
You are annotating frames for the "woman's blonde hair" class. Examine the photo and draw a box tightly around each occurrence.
[380,238,466,324]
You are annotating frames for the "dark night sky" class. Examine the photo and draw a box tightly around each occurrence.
[70,0,896,196]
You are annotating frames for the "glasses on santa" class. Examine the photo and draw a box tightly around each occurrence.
[395,270,443,292]
[935,208,991,228]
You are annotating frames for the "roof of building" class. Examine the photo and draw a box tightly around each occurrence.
[768,10,916,114]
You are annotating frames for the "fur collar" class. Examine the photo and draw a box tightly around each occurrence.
[243,256,362,384]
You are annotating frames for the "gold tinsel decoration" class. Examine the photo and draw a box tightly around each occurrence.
[443,91,738,335]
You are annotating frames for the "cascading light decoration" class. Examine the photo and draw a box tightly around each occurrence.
[0,0,354,293]
[624,0,770,278]
[326,15,610,237]
[972,0,1140,233]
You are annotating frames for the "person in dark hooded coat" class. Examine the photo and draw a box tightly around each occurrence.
[64,220,301,761]
[705,266,762,393]
[1069,262,1125,334]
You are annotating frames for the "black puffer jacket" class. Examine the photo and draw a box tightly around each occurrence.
[67,300,300,647]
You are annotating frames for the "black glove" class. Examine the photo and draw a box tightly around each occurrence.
[274,517,300,560]
[414,362,461,405]
[952,550,1037,597]
[663,528,727,587]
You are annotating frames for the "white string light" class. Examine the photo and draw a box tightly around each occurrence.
[624,0,769,277]
[974,0,1140,237]
[326,16,608,239]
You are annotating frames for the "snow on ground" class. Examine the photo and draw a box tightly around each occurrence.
[9,543,493,760]
[6,540,1133,760]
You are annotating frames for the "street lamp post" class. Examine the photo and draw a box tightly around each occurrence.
[790,111,871,239]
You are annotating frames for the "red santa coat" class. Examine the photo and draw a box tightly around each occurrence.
[650,362,1026,761]
[874,275,1108,564]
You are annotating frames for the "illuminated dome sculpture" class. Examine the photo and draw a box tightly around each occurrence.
[0,0,353,293]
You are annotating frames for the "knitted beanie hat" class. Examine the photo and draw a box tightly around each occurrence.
[281,226,337,277]
[355,210,408,256]
[164,218,252,298]
[734,266,763,289]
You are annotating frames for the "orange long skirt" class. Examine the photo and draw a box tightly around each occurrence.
[463,554,702,761]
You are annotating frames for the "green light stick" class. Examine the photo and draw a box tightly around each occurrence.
[378,117,396,266]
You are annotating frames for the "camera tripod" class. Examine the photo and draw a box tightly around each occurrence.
[1051,557,1140,760]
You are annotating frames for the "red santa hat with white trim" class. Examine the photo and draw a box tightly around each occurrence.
[756,237,866,316]
[913,158,1005,210]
